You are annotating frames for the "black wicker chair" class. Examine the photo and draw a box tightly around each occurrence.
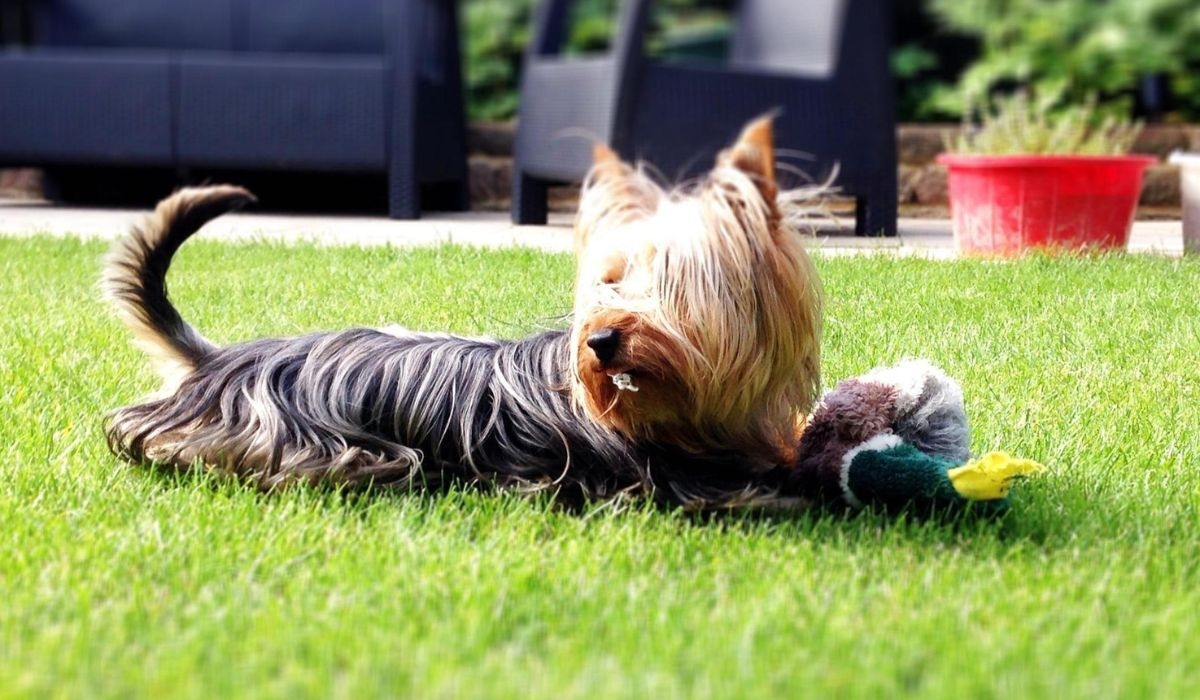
[0,0,467,218]
[512,0,896,236]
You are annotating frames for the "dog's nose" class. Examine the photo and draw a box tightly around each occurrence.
[586,327,621,364]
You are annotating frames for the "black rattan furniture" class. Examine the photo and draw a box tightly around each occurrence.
[0,0,467,218]
[512,0,896,236]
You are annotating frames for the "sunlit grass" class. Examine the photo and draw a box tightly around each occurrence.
[1,235,1198,698]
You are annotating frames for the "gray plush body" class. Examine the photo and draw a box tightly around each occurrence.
[860,360,971,463]
[789,359,971,504]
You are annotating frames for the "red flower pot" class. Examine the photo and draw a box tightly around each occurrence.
[937,154,1156,256]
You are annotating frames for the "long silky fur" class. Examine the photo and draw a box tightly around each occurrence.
[103,186,797,509]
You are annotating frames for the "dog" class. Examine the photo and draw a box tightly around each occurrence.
[103,116,824,509]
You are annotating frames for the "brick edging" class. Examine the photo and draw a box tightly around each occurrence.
[467,121,1198,209]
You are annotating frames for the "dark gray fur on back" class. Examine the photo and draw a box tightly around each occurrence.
[107,327,788,507]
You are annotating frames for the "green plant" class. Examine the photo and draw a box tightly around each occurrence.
[928,0,1200,120]
[462,0,732,121]
[462,0,534,121]
[462,0,1200,123]
[945,92,1142,155]
[892,41,945,120]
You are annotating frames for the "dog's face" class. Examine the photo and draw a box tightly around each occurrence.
[569,117,823,460]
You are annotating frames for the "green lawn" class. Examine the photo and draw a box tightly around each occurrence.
[2,234,1198,698]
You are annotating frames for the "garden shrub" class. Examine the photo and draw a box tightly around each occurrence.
[927,0,1200,120]
[462,0,1200,123]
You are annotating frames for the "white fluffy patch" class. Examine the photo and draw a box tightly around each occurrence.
[377,324,416,338]
[858,359,959,415]
[377,325,497,345]
[839,433,903,509]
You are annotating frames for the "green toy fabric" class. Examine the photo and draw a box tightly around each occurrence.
[843,438,1007,515]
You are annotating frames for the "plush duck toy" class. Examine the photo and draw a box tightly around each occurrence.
[790,360,1044,514]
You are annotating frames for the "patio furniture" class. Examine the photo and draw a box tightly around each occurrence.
[0,0,467,218]
[512,0,897,236]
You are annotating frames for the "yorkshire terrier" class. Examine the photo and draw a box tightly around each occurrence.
[103,116,824,509]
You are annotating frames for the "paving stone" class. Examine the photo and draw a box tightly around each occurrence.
[912,164,948,205]
[897,124,955,165]
[1133,126,1190,158]
[1140,164,1181,206]
[467,121,516,157]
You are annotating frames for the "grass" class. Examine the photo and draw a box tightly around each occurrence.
[1,234,1199,698]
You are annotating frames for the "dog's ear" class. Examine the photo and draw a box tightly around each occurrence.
[717,115,778,204]
[586,143,645,195]
[591,142,623,173]
[577,143,659,250]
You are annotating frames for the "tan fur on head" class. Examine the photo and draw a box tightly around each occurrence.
[570,116,824,464]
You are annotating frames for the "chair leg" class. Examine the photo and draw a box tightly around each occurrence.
[388,172,420,220]
[421,180,470,213]
[448,178,470,212]
[512,171,549,225]
[855,192,898,237]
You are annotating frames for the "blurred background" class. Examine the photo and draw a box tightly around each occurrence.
[2,0,1197,214]
[463,0,1200,123]
[463,0,1197,217]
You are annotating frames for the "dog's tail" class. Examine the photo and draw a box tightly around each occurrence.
[102,185,256,382]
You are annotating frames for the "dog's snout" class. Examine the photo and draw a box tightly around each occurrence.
[586,328,621,363]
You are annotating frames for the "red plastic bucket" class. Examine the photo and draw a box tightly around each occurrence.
[937,154,1156,256]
